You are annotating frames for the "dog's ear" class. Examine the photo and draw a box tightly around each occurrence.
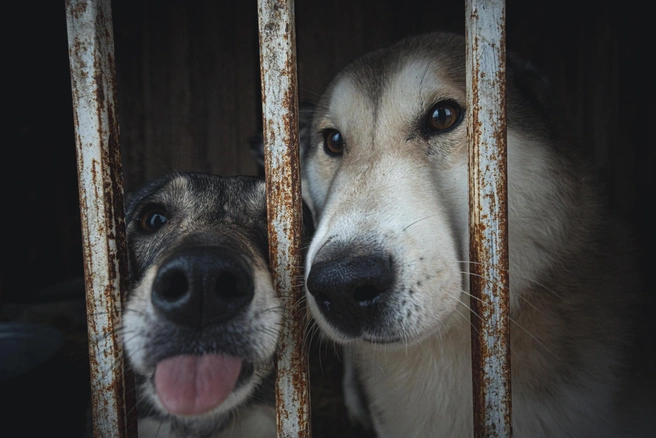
[298,100,316,161]
[248,134,266,177]
[123,188,141,223]
[505,51,562,138]
[301,199,316,239]
[506,52,551,115]
[300,198,316,260]
[248,100,316,177]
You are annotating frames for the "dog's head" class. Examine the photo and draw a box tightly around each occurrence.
[302,32,562,346]
[122,172,312,434]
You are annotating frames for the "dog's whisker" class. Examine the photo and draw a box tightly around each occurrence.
[299,88,323,99]
[457,290,557,358]
[400,213,439,232]
[456,261,567,302]
[451,305,482,338]
[450,296,524,360]
[154,416,165,438]
[517,295,558,321]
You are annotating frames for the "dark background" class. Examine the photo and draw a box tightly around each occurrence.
[5,0,651,437]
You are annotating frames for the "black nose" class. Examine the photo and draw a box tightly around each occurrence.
[306,251,394,336]
[151,246,254,329]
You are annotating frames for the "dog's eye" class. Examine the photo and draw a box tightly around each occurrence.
[425,101,462,133]
[323,129,344,156]
[139,208,168,232]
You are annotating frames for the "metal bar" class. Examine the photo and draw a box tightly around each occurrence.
[65,1,138,437]
[465,0,512,436]
[257,1,312,437]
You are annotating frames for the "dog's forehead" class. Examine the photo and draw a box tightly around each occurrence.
[132,173,267,220]
[321,34,466,137]
[181,174,266,218]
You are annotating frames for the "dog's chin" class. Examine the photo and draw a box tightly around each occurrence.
[308,291,450,348]
[317,324,431,349]
[312,310,449,350]
[358,326,437,349]
[310,311,423,349]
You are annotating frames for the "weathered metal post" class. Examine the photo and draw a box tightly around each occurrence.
[65,0,138,436]
[257,0,312,437]
[466,0,512,436]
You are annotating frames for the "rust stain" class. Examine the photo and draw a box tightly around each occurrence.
[66,0,87,20]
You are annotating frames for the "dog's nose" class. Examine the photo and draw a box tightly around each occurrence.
[151,247,254,329]
[306,252,394,335]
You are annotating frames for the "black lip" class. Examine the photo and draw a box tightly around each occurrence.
[362,335,402,344]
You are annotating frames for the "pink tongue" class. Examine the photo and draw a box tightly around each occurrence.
[154,354,242,416]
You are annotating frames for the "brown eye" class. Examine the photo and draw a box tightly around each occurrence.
[323,129,344,156]
[139,208,168,232]
[426,101,462,133]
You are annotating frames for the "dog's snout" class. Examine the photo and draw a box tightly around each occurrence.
[151,247,254,329]
[307,252,394,335]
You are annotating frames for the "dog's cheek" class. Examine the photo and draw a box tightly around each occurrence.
[121,268,159,374]
[121,310,150,375]
[418,264,464,337]
[250,267,282,361]
[301,200,316,238]
[304,159,334,216]
[392,226,463,338]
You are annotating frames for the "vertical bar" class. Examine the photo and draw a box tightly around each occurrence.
[65,1,138,437]
[465,0,512,437]
[257,1,312,437]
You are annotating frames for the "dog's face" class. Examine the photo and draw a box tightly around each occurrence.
[122,172,278,433]
[303,32,551,346]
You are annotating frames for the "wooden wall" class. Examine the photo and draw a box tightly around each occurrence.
[110,0,649,236]
[8,0,650,335]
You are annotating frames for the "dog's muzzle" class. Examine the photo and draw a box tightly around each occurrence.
[147,245,256,416]
[307,248,395,338]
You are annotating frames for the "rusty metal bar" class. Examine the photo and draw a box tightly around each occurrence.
[65,0,138,437]
[257,1,312,437]
[465,0,512,436]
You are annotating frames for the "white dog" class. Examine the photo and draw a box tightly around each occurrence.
[301,31,654,437]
